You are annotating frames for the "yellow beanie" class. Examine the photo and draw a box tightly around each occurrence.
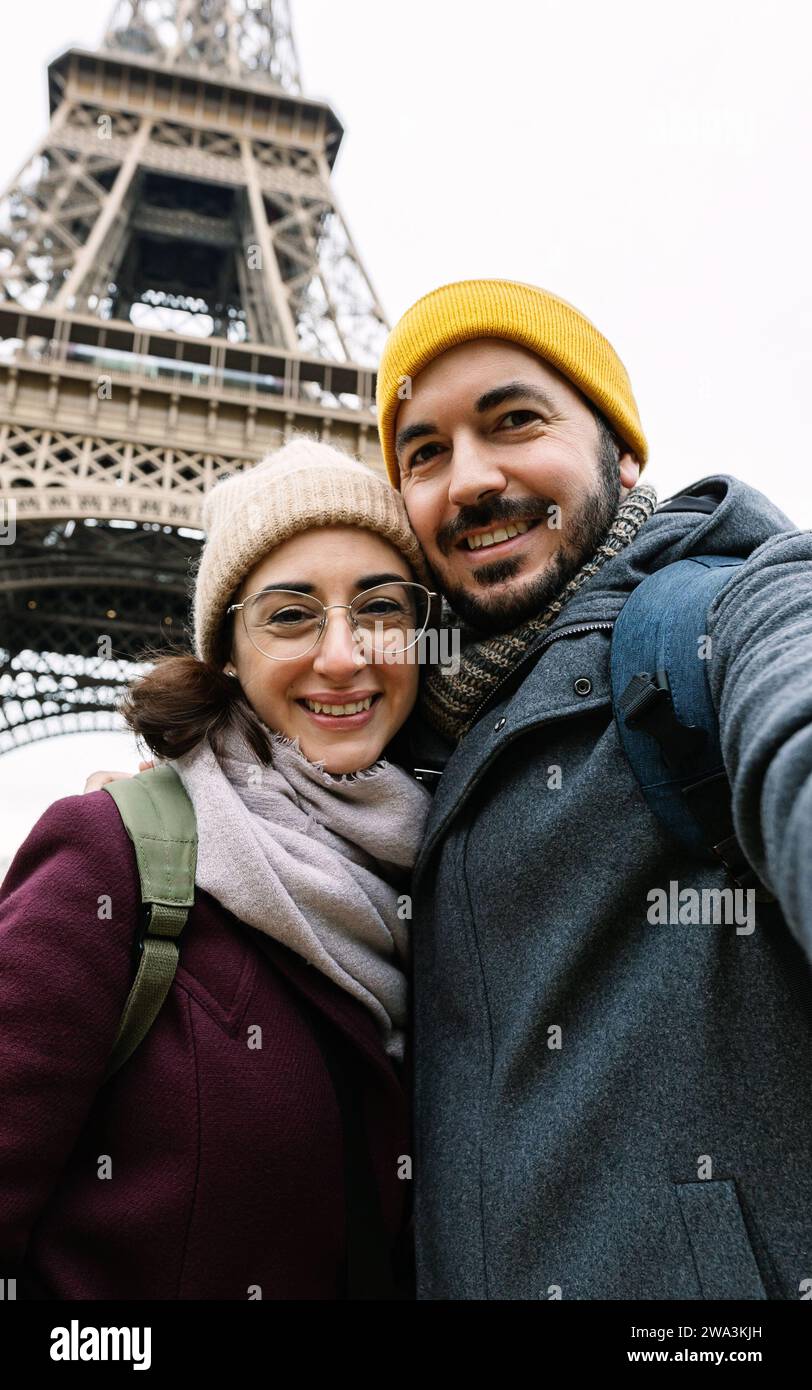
[376,278,648,489]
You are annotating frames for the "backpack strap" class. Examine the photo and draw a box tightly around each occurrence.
[610,555,773,899]
[101,766,197,1080]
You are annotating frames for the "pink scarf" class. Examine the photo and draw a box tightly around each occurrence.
[170,723,432,1060]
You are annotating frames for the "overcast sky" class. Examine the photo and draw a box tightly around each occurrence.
[1,0,811,866]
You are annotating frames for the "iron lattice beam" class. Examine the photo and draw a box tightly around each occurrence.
[0,1,389,753]
[0,519,199,753]
[104,0,302,93]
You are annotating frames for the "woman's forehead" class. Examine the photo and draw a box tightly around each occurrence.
[241,526,410,591]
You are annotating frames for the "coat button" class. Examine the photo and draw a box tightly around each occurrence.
[493,717,506,731]
[574,677,592,696]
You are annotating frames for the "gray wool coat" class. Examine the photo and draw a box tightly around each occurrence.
[409,473,812,1300]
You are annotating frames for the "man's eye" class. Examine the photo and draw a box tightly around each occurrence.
[501,410,539,428]
[408,442,445,471]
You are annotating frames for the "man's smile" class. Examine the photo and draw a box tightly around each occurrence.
[455,516,543,560]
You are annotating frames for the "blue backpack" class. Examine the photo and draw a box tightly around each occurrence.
[610,552,772,898]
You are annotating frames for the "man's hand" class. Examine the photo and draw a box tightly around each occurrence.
[83,760,155,793]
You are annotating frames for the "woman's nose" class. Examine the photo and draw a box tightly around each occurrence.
[311,607,367,678]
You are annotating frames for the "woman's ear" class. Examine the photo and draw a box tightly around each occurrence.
[222,638,239,679]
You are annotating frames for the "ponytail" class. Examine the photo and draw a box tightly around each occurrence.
[119,644,275,764]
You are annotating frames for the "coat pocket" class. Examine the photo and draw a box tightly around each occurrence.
[674,1179,767,1300]
[174,938,258,1039]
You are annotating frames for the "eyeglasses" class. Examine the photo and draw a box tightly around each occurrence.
[227,581,438,662]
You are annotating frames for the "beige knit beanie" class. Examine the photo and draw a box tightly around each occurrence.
[192,436,430,666]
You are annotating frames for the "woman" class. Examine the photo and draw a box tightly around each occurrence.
[0,437,436,1300]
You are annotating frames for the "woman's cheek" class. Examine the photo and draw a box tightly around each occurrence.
[392,660,420,719]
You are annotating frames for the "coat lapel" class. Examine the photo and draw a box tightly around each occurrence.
[413,622,617,888]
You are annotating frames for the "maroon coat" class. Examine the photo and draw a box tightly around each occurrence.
[0,789,411,1299]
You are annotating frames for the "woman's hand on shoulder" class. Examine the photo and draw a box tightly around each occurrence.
[83,760,155,793]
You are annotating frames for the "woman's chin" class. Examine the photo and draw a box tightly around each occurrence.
[308,739,385,775]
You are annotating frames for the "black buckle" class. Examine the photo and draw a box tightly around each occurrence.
[134,902,173,956]
[620,672,707,769]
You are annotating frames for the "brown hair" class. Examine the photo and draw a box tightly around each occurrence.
[119,638,275,765]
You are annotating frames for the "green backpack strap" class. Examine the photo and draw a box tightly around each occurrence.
[101,765,197,1081]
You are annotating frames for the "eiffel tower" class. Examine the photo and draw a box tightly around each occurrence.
[0,0,390,755]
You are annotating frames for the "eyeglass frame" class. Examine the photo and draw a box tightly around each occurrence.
[226,580,439,663]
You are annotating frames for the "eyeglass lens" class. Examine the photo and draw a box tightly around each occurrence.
[241,582,431,659]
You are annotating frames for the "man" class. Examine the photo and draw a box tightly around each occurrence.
[374,278,812,1299]
[87,278,812,1301]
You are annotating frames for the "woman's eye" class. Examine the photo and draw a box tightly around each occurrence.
[270,607,317,626]
[358,600,402,616]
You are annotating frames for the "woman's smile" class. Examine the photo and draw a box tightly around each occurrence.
[295,690,384,729]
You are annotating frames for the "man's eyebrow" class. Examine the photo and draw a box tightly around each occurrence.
[394,380,557,456]
[395,419,438,455]
[474,381,558,415]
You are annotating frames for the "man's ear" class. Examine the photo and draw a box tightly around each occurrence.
[619,450,641,492]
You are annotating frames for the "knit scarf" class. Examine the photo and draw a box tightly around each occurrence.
[170,723,433,1062]
[421,483,659,741]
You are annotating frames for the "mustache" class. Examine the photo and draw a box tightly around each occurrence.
[437,497,556,554]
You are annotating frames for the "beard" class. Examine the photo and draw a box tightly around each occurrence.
[431,447,622,638]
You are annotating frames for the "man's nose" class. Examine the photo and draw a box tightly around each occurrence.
[446,432,508,509]
[311,607,366,679]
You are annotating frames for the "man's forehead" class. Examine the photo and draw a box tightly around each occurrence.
[397,338,569,413]
[394,347,573,454]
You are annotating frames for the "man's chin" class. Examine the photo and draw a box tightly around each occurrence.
[437,548,575,637]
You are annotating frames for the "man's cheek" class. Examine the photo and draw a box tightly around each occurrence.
[402,497,437,555]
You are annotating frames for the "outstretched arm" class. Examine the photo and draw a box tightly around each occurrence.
[708,531,812,961]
